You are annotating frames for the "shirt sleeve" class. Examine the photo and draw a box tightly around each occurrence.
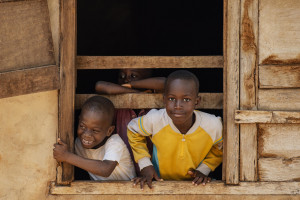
[197,117,223,175]
[127,109,158,165]
[103,136,124,163]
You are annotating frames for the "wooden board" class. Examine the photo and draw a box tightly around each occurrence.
[57,0,76,185]
[259,0,300,65]
[75,93,223,110]
[258,124,300,158]
[258,158,300,181]
[47,0,60,63]
[235,110,300,123]
[76,56,223,69]
[50,181,300,195]
[224,0,240,185]
[0,65,59,99]
[258,89,300,111]
[0,0,55,72]
[239,0,258,182]
[259,65,300,88]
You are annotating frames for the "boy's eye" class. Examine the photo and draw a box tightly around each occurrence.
[79,124,86,130]
[119,73,126,79]
[168,97,175,101]
[184,98,191,102]
[131,74,137,79]
[93,130,100,133]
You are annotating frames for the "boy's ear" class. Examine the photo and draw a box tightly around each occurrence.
[106,125,115,137]
[195,95,201,106]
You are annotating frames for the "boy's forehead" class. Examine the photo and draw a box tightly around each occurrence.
[167,78,197,89]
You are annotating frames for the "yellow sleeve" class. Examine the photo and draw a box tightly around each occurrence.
[202,139,223,171]
[127,115,152,163]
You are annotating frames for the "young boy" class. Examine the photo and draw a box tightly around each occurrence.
[53,96,136,180]
[95,69,165,175]
[127,70,223,189]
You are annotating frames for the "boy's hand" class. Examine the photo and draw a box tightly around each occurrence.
[188,169,211,186]
[53,138,70,162]
[132,165,163,190]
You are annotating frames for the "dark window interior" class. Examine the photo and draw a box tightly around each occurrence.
[75,0,223,180]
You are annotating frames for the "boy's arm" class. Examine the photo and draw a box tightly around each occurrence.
[53,139,117,177]
[95,81,140,94]
[129,77,166,92]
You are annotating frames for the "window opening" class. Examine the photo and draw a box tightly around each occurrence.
[75,0,223,182]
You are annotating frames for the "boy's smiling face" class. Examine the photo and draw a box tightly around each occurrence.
[77,109,115,149]
[163,78,199,133]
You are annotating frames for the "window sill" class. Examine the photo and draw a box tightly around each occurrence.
[50,181,300,195]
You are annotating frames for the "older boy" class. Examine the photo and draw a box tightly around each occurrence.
[127,70,223,189]
[53,96,136,180]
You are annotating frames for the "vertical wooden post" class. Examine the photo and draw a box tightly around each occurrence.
[239,0,258,181]
[224,0,240,185]
[57,0,76,185]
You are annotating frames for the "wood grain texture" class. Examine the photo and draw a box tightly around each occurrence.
[259,65,300,88]
[258,124,300,158]
[47,0,60,64]
[239,0,258,182]
[0,65,59,99]
[224,0,240,185]
[258,158,300,181]
[50,181,300,195]
[258,89,300,111]
[76,56,223,69]
[259,0,300,65]
[235,110,300,123]
[0,0,55,73]
[57,0,76,185]
[75,93,223,110]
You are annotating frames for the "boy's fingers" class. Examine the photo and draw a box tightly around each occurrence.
[153,172,163,181]
[187,169,196,177]
[146,177,153,189]
[195,177,204,186]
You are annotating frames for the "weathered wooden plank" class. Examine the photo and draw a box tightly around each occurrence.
[0,0,55,73]
[57,0,76,185]
[259,65,300,88]
[224,0,240,185]
[240,124,257,181]
[75,93,223,110]
[0,65,59,99]
[222,0,227,181]
[76,56,223,69]
[258,158,300,181]
[259,0,300,65]
[50,181,300,195]
[258,124,300,158]
[239,0,258,182]
[235,110,300,123]
[258,89,300,111]
[47,0,60,63]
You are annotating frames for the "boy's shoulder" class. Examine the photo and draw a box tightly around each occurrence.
[194,110,222,137]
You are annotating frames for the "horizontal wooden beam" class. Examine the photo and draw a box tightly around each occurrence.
[50,181,300,195]
[258,158,300,182]
[0,65,59,99]
[76,56,223,69]
[258,124,300,158]
[235,110,300,124]
[75,93,223,110]
[258,89,300,111]
[259,65,300,88]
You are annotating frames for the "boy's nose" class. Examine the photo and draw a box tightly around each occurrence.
[174,100,182,108]
[83,129,93,136]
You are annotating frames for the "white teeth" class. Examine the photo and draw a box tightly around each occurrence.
[82,138,93,145]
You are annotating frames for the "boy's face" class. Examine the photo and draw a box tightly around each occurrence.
[77,109,115,149]
[118,69,152,84]
[163,79,199,130]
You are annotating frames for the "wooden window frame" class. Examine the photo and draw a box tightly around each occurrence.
[53,0,242,194]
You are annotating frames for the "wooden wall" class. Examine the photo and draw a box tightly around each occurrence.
[238,0,300,183]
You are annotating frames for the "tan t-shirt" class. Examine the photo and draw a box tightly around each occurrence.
[75,134,136,180]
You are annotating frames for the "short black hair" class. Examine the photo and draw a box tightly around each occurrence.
[81,96,115,124]
[164,70,199,94]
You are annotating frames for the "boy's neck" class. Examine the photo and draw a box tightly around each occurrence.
[174,113,196,134]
